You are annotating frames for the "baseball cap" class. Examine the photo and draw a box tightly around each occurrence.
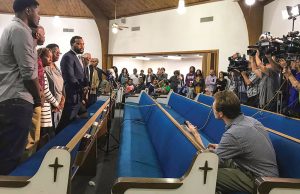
[13,0,39,13]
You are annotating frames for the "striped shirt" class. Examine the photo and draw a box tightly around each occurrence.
[41,73,59,128]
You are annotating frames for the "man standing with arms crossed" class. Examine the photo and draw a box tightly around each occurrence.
[0,0,41,174]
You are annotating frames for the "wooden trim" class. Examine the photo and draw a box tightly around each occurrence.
[109,50,219,57]
[256,176,300,194]
[112,177,183,194]
[112,151,204,194]
[199,93,300,121]
[66,99,110,151]
[238,1,264,45]
[265,127,300,144]
[0,11,94,19]
[151,94,205,150]
[197,94,300,144]
[0,176,31,188]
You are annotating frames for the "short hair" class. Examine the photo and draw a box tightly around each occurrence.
[82,53,91,58]
[13,0,39,12]
[70,36,82,46]
[214,90,241,119]
[161,67,165,71]
[31,26,43,39]
[38,47,51,58]
[46,43,59,50]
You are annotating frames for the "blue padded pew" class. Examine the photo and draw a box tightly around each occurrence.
[0,99,110,194]
[113,91,219,194]
[164,92,300,193]
[196,93,300,139]
[163,92,225,147]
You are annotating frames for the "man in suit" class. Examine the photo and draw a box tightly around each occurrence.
[56,36,85,133]
[88,58,107,106]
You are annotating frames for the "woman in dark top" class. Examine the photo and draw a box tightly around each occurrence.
[215,71,228,93]
[112,66,119,82]
[118,68,129,86]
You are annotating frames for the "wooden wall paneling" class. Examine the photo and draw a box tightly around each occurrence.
[82,0,109,71]
[238,1,264,45]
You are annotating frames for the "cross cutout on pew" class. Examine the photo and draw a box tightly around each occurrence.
[49,157,64,182]
[199,160,213,184]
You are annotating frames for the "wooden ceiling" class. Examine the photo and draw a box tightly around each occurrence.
[0,0,273,19]
[0,0,94,18]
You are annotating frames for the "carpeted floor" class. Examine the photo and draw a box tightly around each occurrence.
[72,108,123,194]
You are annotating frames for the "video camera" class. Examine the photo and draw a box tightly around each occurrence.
[247,31,300,63]
[228,53,249,72]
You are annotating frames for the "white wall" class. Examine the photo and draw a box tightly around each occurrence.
[109,1,249,72]
[114,57,202,78]
[263,0,300,37]
[0,14,102,67]
[113,57,144,75]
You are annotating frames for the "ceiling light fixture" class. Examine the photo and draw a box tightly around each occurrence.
[112,0,119,34]
[177,0,186,15]
[245,0,256,6]
[112,23,119,34]
[167,56,182,60]
[53,16,62,27]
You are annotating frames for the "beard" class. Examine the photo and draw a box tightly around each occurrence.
[73,47,84,54]
[28,20,38,28]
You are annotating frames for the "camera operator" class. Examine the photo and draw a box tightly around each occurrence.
[283,65,300,90]
[237,56,261,107]
[281,59,300,117]
[250,49,280,111]
[227,53,248,103]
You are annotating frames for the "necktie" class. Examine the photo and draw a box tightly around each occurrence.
[77,55,84,69]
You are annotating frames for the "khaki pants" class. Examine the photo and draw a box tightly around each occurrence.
[216,160,255,194]
[25,106,42,155]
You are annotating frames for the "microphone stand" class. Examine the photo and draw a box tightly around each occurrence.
[101,77,119,153]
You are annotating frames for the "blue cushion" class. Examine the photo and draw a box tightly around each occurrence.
[242,106,300,139]
[128,93,198,178]
[162,104,185,124]
[269,133,300,178]
[197,94,214,106]
[197,94,300,139]
[118,120,162,178]
[10,100,105,177]
[168,93,225,143]
[123,102,143,122]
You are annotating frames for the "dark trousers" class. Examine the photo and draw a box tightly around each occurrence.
[56,102,81,134]
[0,99,33,175]
[246,95,259,108]
[216,160,255,194]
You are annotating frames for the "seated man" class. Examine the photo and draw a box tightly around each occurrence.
[186,90,279,194]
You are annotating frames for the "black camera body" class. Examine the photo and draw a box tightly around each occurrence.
[228,56,249,72]
[247,31,300,62]
[247,41,285,58]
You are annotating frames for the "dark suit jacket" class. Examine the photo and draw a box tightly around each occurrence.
[60,50,84,104]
